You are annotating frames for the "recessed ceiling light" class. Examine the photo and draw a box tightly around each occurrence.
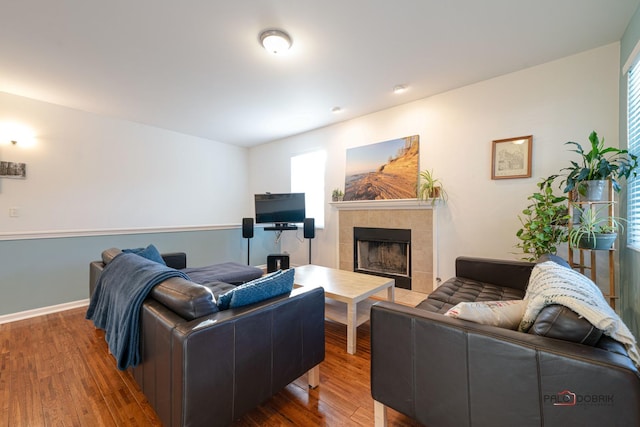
[393,84,408,94]
[331,106,343,113]
[259,29,292,54]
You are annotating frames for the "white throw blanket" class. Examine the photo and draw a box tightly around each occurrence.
[518,261,640,367]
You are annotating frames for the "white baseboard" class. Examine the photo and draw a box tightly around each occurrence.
[0,299,90,325]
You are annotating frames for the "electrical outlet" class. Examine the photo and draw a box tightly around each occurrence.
[9,207,19,217]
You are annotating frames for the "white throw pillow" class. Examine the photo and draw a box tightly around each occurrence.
[444,300,526,330]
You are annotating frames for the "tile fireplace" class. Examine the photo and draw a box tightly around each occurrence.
[334,199,437,294]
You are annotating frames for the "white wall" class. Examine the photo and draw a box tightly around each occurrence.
[249,43,621,282]
[0,91,250,234]
[0,91,266,317]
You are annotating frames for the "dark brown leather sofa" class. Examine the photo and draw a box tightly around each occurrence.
[371,256,640,427]
[90,251,325,427]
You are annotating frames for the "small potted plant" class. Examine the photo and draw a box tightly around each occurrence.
[562,131,638,200]
[331,188,344,202]
[568,205,625,250]
[516,175,570,261]
[417,169,447,205]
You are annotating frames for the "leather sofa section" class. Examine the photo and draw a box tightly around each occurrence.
[89,261,103,297]
[529,304,603,345]
[596,335,629,356]
[171,317,235,427]
[102,248,187,269]
[466,334,540,426]
[537,351,640,425]
[132,300,184,424]
[455,256,534,291]
[149,276,218,321]
[161,252,187,270]
[371,300,640,427]
[136,286,325,427]
[101,247,122,264]
[372,305,472,426]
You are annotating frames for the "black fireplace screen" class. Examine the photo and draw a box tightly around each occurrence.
[357,240,409,276]
[354,227,411,289]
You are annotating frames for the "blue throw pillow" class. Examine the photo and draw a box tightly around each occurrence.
[122,244,166,265]
[217,269,294,310]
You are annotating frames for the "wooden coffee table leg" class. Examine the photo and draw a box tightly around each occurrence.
[374,400,388,427]
[307,365,320,388]
[347,301,356,354]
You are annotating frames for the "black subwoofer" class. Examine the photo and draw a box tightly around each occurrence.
[267,254,290,273]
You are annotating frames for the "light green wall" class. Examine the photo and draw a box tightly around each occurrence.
[0,228,277,316]
[620,5,640,338]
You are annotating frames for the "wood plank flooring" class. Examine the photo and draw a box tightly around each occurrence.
[0,305,423,426]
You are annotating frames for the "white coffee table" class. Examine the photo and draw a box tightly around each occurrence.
[294,265,395,354]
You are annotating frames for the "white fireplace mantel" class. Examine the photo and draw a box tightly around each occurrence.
[329,198,438,210]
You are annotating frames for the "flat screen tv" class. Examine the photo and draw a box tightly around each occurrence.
[254,193,305,227]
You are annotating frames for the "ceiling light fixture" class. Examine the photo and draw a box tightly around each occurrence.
[393,84,408,94]
[259,29,292,54]
[331,106,343,114]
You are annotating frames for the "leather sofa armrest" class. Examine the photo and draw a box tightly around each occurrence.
[161,252,187,269]
[90,250,186,296]
[455,256,534,291]
[89,261,105,298]
[100,248,186,269]
[150,276,218,321]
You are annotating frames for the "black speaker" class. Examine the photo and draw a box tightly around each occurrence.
[242,217,254,239]
[303,218,315,239]
[267,254,290,273]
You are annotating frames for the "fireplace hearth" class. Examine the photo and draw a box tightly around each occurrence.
[354,227,411,289]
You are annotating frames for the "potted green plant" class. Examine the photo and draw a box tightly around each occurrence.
[331,188,344,202]
[562,130,638,200]
[417,169,447,205]
[516,175,570,261]
[568,205,625,250]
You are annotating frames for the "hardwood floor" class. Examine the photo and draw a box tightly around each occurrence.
[0,306,423,426]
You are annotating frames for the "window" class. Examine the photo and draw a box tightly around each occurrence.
[291,150,326,228]
[627,62,640,249]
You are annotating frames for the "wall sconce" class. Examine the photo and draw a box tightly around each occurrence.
[0,122,36,147]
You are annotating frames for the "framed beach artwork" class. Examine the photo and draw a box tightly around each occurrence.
[344,135,419,201]
[491,135,532,179]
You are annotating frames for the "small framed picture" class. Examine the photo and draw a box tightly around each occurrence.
[491,135,532,179]
[0,161,26,179]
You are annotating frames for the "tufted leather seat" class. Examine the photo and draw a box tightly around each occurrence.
[416,276,526,313]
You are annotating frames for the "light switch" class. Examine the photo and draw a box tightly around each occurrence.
[9,207,19,217]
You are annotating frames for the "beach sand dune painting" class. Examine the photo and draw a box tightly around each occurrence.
[344,135,419,201]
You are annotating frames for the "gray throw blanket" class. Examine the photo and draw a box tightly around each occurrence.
[519,261,640,367]
[86,252,190,370]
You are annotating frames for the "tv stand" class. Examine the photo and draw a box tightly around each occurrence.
[265,223,298,231]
